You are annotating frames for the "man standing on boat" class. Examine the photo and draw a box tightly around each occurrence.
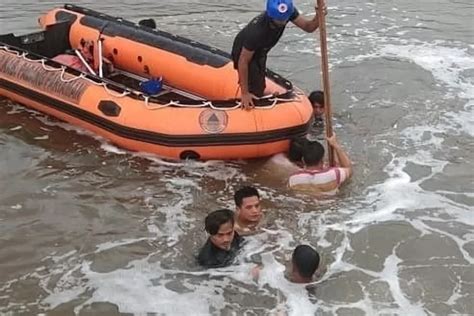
[231,0,327,110]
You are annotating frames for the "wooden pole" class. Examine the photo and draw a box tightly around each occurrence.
[316,0,335,166]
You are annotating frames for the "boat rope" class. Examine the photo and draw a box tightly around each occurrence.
[1,46,297,109]
[143,96,172,110]
[41,59,64,72]
[0,45,21,56]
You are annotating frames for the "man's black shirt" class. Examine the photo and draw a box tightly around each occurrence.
[231,10,300,69]
[197,233,243,268]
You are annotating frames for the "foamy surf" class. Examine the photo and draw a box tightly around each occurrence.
[1,1,473,315]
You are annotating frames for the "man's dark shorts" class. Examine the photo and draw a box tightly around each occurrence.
[248,54,267,97]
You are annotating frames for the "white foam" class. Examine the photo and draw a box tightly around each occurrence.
[348,41,474,136]
[378,44,474,97]
[41,259,221,315]
[9,125,22,131]
[2,8,473,316]
[37,225,323,315]
[347,148,472,230]
[100,143,127,155]
[444,103,474,137]
[411,219,474,264]
[94,238,151,253]
[47,250,78,264]
[255,251,319,316]
[380,252,425,315]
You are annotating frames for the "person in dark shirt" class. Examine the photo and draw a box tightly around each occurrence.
[198,209,243,268]
[231,0,327,110]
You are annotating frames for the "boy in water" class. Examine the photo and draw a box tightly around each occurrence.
[234,186,264,236]
[289,135,352,195]
[308,90,325,122]
[198,209,243,268]
[307,90,326,140]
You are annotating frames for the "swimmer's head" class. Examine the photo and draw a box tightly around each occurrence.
[291,245,320,283]
[308,91,325,119]
[234,186,262,225]
[205,209,235,250]
[288,137,308,162]
[302,141,325,167]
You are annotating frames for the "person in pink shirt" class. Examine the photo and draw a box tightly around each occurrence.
[289,135,352,195]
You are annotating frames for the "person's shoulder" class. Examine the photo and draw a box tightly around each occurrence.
[240,12,265,31]
[234,223,258,236]
[197,239,215,265]
[268,153,291,166]
[250,12,267,25]
[267,154,301,175]
[233,222,247,236]
[290,169,313,177]
[233,232,245,246]
[245,13,272,35]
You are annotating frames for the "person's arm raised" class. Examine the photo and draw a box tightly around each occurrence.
[291,6,327,33]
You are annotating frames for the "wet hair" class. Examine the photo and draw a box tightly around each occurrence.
[288,137,308,162]
[234,186,260,207]
[308,91,324,107]
[292,245,320,278]
[204,209,234,235]
[138,18,157,29]
[303,141,325,166]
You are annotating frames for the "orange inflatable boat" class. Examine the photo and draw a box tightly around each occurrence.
[0,4,313,160]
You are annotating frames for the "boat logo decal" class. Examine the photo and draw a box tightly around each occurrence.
[199,109,228,134]
[0,51,87,103]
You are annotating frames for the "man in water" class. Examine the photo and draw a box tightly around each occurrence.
[198,209,243,268]
[262,136,307,183]
[234,186,263,236]
[232,0,327,109]
[251,244,322,285]
[308,90,325,122]
[289,245,321,283]
[289,135,353,195]
[307,90,325,140]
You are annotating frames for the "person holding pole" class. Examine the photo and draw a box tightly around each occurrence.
[288,0,353,195]
[231,0,327,110]
[288,135,353,196]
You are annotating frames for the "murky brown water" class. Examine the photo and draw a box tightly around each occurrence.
[1,0,473,315]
